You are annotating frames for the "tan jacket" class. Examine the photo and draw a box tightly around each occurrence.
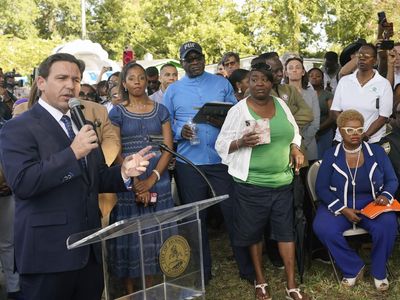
[13,100,120,166]
[270,84,314,129]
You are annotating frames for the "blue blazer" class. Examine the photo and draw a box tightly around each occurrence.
[0,103,126,274]
[316,142,398,214]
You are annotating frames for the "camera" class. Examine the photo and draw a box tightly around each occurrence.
[377,11,394,50]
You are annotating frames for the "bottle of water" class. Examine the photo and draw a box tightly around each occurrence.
[187,118,200,145]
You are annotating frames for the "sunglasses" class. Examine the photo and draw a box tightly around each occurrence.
[223,61,238,67]
[356,53,374,59]
[341,127,364,135]
[79,92,97,100]
[182,54,205,64]
[148,80,159,84]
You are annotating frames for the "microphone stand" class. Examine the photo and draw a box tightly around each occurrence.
[156,142,217,198]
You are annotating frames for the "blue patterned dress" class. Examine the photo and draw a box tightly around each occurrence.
[107,102,174,278]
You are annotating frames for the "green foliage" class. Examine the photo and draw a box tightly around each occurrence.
[0,35,62,76]
[0,0,398,76]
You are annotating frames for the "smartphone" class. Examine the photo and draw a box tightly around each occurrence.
[123,46,133,65]
[378,11,386,24]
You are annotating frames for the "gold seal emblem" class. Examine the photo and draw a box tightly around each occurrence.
[159,235,191,277]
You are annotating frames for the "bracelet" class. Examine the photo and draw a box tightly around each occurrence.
[290,143,301,152]
[152,169,160,181]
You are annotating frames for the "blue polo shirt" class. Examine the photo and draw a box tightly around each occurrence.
[163,72,237,165]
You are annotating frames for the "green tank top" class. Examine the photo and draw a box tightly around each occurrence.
[236,98,294,188]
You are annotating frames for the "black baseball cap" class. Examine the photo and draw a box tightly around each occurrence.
[179,42,203,60]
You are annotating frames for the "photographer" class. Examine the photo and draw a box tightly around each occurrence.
[2,72,18,111]
[0,74,12,121]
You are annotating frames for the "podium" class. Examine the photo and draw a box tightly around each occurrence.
[67,195,229,300]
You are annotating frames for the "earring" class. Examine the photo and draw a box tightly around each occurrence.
[124,87,127,92]
[238,88,242,94]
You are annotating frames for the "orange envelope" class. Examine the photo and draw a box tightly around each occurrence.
[361,199,400,219]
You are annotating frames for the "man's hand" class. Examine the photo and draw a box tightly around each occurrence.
[70,125,98,159]
[181,124,195,140]
[121,146,155,178]
[341,207,362,223]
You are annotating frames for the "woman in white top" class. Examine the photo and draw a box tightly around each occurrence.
[285,57,320,161]
[331,43,393,143]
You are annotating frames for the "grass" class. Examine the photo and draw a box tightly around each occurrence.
[206,227,400,300]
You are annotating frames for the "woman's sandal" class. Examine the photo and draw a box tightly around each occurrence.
[374,277,389,291]
[341,265,365,288]
[285,287,310,300]
[254,282,272,300]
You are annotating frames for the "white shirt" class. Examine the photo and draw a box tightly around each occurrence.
[331,70,393,143]
[38,98,78,136]
[323,70,339,93]
[149,89,164,103]
[394,71,400,88]
[215,97,301,181]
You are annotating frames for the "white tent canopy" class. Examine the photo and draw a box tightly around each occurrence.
[53,39,121,84]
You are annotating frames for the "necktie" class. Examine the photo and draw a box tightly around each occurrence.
[60,115,87,170]
[60,115,76,140]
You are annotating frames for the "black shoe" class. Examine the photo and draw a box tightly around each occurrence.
[7,291,24,300]
[271,259,284,269]
[312,249,331,264]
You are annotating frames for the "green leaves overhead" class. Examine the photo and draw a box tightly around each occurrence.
[0,0,399,76]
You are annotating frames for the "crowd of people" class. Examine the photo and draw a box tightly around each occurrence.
[0,24,400,300]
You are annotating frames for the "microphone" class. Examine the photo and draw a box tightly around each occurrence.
[148,135,216,198]
[68,98,86,129]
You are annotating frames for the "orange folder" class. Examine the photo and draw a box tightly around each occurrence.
[361,199,400,219]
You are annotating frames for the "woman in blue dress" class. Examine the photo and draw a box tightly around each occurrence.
[107,62,173,293]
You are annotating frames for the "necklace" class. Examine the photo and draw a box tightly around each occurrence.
[129,102,147,110]
[357,72,374,87]
[345,147,362,210]
[343,144,362,154]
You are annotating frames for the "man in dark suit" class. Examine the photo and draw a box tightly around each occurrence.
[0,53,154,300]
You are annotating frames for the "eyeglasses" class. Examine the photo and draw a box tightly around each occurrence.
[79,91,97,100]
[341,127,364,135]
[356,53,374,59]
[182,54,204,64]
[250,62,272,72]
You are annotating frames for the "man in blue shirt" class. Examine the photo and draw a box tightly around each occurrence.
[163,41,254,284]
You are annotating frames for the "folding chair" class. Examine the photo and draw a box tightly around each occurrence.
[305,160,387,284]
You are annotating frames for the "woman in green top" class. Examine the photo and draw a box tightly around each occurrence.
[216,61,309,300]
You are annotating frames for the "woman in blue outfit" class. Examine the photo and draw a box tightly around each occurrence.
[107,62,174,293]
[313,110,398,291]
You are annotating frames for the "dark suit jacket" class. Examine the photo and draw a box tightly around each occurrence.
[0,103,127,274]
